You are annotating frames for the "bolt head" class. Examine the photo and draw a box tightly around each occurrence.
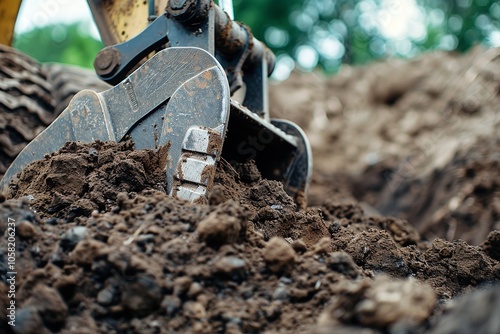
[94,47,121,77]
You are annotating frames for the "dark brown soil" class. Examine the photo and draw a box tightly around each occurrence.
[1,47,500,333]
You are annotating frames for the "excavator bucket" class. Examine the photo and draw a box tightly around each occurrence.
[0,0,312,207]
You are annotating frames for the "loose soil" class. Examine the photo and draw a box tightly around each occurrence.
[1,47,500,333]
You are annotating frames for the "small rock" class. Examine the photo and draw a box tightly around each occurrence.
[97,288,115,306]
[60,226,87,251]
[197,201,247,248]
[121,275,161,316]
[272,283,289,301]
[327,252,360,278]
[187,282,204,298]
[183,301,206,319]
[173,276,193,296]
[263,237,296,274]
[23,285,68,331]
[17,220,36,239]
[70,239,106,265]
[329,221,341,234]
[13,307,44,334]
[291,239,308,254]
[161,295,181,317]
[214,256,247,280]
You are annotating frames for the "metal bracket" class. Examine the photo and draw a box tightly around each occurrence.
[0,47,230,202]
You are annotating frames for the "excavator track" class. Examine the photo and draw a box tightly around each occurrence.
[0,45,109,178]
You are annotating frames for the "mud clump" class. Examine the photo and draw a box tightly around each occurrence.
[197,201,248,248]
[21,285,68,331]
[6,140,168,220]
[482,230,500,261]
[263,237,297,274]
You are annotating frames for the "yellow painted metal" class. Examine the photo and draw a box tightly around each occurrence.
[0,0,23,45]
[0,0,169,47]
[87,0,150,46]
[87,0,169,46]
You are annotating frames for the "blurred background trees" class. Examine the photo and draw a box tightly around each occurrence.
[12,0,500,79]
[14,23,103,69]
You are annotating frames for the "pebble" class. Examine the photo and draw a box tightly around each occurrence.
[197,211,242,247]
[60,226,87,251]
[214,256,247,279]
[13,307,44,334]
[328,221,341,234]
[173,276,193,296]
[161,295,181,317]
[121,276,161,316]
[97,287,115,306]
[17,220,36,239]
[272,283,289,301]
[183,301,206,319]
[187,282,204,298]
[263,237,297,274]
[22,285,68,331]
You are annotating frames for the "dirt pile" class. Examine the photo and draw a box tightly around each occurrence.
[6,140,168,221]
[270,46,500,245]
[1,139,499,333]
[1,47,500,333]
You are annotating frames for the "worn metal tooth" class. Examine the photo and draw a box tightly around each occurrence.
[175,183,207,202]
[176,153,216,186]
[182,126,223,156]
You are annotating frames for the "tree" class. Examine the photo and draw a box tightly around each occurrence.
[14,23,103,69]
[235,0,500,75]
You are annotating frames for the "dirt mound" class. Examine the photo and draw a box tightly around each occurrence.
[1,139,499,333]
[270,46,500,245]
[359,137,500,245]
[1,47,500,333]
[7,140,168,221]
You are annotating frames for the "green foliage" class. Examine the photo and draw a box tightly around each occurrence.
[11,1,500,75]
[13,23,103,69]
[235,0,500,75]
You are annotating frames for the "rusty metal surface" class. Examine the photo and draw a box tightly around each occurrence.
[0,47,231,203]
[222,100,312,206]
[94,14,170,84]
[271,119,313,210]
[95,0,274,116]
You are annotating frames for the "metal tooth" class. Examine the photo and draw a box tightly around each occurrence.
[182,127,221,155]
[175,184,207,202]
[176,154,216,185]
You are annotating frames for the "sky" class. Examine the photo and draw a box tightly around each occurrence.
[15,0,101,40]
